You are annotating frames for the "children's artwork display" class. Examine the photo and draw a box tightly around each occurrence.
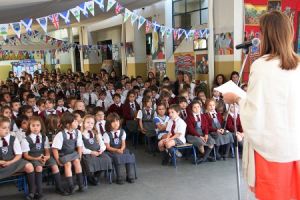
[174,53,195,77]
[214,32,234,55]
[196,54,208,74]
[125,42,134,57]
[245,4,268,26]
[11,59,42,77]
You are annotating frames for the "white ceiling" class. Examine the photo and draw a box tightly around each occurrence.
[0,0,162,24]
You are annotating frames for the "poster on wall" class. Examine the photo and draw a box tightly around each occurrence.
[196,54,208,74]
[154,62,167,82]
[214,32,234,55]
[11,60,42,77]
[152,28,165,60]
[125,42,134,57]
[268,0,281,11]
[174,53,195,78]
[245,4,267,26]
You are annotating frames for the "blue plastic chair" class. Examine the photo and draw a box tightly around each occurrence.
[0,173,28,196]
[170,143,197,167]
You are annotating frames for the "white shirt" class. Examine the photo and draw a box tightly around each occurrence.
[82,130,106,154]
[106,90,115,101]
[11,129,26,143]
[103,130,127,144]
[52,129,83,149]
[240,56,300,162]
[56,106,68,113]
[96,120,106,135]
[136,108,156,119]
[96,99,112,111]
[166,117,186,143]
[82,92,98,105]
[136,96,143,105]
[154,115,169,139]
[0,134,22,155]
[21,133,50,152]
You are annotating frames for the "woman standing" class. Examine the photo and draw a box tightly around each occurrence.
[224,11,300,200]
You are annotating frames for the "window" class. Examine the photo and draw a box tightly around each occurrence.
[172,0,208,50]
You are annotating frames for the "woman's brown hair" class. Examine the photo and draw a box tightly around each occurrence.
[260,11,299,70]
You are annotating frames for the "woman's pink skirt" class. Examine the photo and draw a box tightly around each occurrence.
[253,152,300,200]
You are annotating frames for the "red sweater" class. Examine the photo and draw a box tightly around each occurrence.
[122,101,140,121]
[186,113,209,137]
[205,112,224,133]
[107,104,123,117]
[226,114,243,133]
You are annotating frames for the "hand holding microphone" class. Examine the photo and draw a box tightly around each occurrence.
[235,38,260,50]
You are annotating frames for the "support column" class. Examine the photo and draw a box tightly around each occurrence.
[234,0,244,71]
[67,27,76,72]
[208,0,215,88]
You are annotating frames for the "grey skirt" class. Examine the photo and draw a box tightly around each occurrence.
[0,159,29,179]
[126,120,138,133]
[210,132,234,146]
[107,149,135,165]
[82,152,113,173]
[186,135,215,147]
[59,152,80,165]
[31,157,57,167]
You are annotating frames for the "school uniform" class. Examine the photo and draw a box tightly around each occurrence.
[180,109,189,121]
[39,109,62,120]
[186,113,215,147]
[205,111,234,159]
[21,133,64,196]
[0,134,28,179]
[11,129,26,143]
[153,115,169,140]
[137,107,157,153]
[96,99,111,111]
[82,130,112,174]
[165,117,187,145]
[82,92,98,106]
[106,90,115,102]
[52,129,83,164]
[96,120,106,136]
[213,97,227,114]
[52,129,85,192]
[12,111,18,120]
[107,103,123,117]
[123,101,140,133]
[103,130,135,182]
[21,133,56,167]
[226,113,244,146]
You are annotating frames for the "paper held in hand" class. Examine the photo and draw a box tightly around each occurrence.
[215,80,247,99]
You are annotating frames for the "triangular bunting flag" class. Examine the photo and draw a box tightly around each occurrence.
[10,22,21,38]
[93,0,104,11]
[115,3,123,15]
[0,24,9,40]
[138,16,146,30]
[21,18,33,33]
[70,7,81,22]
[177,29,185,39]
[86,1,95,16]
[124,8,132,22]
[173,29,178,40]
[36,17,48,33]
[160,26,166,37]
[152,21,160,32]
[107,0,116,12]
[78,3,89,17]
[166,28,172,38]
[187,30,195,39]
[194,30,200,39]
[49,14,60,30]
[59,11,71,26]
[131,13,138,25]
[145,20,152,33]
[199,29,208,38]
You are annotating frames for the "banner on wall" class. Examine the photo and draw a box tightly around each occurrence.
[174,53,195,78]
[196,54,208,75]
[152,29,165,60]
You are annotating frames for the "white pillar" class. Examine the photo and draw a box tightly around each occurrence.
[234,0,244,66]
[67,27,76,72]
[208,0,215,87]
[164,0,173,60]
[78,26,85,72]
[121,20,127,75]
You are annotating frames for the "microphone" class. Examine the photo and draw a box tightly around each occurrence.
[235,38,260,50]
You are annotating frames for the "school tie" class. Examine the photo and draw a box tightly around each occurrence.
[61,108,65,113]
[110,91,113,98]
[101,101,105,108]
[147,110,151,115]
[131,103,135,110]
[88,131,94,139]
[171,120,176,136]
[196,115,201,122]
[99,123,104,135]
[1,137,8,147]
[114,132,118,139]
[68,132,73,140]
[212,113,217,118]
[89,93,92,105]
[36,135,40,143]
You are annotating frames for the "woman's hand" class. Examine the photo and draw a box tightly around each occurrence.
[223,93,240,104]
